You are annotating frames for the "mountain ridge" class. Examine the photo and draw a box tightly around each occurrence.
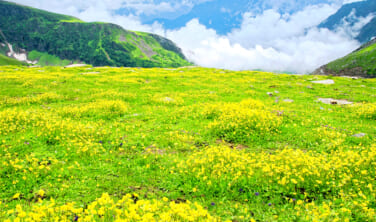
[0,0,190,67]
[319,0,376,43]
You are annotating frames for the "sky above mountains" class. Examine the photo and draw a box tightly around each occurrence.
[7,0,371,73]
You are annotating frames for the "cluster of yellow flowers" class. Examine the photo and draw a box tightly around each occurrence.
[205,99,282,142]
[294,198,376,221]
[177,145,376,209]
[351,102,376,119]
[313,126,347,151]
[89,91,136,101]
[0,107,112,156]
[151,94,185,106]
[57,100,128,119]
[1,151,59,188]
[1,193,217,222]
[0,109,45,135]
[1,92,62,107]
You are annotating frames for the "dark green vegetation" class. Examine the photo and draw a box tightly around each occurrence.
[0,66,375,221]
[313,38,376,77]
[0,1,191,67]
[319,0,376,43]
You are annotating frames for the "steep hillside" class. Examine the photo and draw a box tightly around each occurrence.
[0,1,190,67]
[313,38,376,77]
[319,0,376,43]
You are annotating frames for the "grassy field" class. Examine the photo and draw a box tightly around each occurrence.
[0,66,375,221]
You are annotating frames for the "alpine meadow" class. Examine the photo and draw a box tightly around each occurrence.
[0,66,375,221]
[1,0,376,222]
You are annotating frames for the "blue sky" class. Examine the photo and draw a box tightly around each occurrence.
[7,0,371,73]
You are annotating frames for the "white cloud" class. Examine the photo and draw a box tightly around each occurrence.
[169,28,359,73]
[6,0,369,73]
[335,8,375,38]
[165,4,362,73]
[343,0,365,4]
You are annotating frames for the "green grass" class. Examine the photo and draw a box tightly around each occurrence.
[0,66,375,221]
[27,50,72,66]
[0,54,26,66]
[326,41,376,76]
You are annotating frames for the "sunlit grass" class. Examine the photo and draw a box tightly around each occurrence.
[0,65,375,221]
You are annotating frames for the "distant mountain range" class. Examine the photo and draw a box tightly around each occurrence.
[319,0,376,43]
[0,1,190,67]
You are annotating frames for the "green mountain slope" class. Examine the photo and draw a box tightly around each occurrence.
[0,1,191,67]
[313,39,376,77]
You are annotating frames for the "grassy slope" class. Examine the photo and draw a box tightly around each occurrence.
[27,50,71,66]
[0,54,26,65]
[325,40,376,77]
[0,66,375,221]
[0,1,190,68]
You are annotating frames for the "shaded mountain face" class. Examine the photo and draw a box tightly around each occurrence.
[139,0,341,35]
[319,0,376,43]
[0,1,190,67]
[313,38,376,78]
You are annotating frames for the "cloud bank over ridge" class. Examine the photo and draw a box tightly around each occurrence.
[8,0,370,73]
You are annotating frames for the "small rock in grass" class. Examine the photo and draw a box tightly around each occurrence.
[283,99,294,103]
[318,98,353,105]
[352,133,366,138]
[161,97,174,102]
[64,64,87,68]
[312,80,335,85]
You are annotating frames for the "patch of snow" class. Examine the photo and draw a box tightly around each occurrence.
[6,43,37,64]
[312,80,335,85]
